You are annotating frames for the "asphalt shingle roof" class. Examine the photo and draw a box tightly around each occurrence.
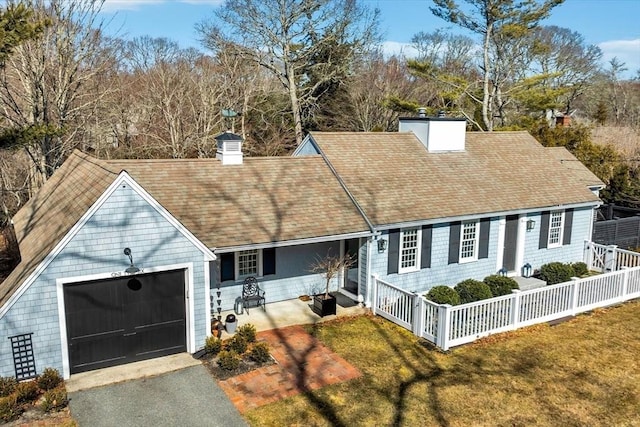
[0,152,370,307]
[311,131,603,226]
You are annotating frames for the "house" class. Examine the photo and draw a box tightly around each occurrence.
[0,118,602,379]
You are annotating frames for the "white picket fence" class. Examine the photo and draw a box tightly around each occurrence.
[372,265,640,351]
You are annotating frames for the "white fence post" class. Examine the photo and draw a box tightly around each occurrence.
[437,304,452,351]
[510,290,521,330]
[570,277,581,315]
[412,295,424,336]
[584,240,593,270]
[605,245,618,272]
[371,274,379,316]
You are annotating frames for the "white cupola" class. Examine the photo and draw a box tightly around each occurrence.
[215,131,244,165]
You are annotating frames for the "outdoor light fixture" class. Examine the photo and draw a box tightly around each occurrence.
[523,263,533,278]
[377,238,388,253]
[526,219,536,231]
[123,248,140,274]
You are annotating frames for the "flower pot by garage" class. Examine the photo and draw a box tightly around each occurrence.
[312,293,336,317]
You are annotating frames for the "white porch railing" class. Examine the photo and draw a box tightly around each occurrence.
[372,265,640,351]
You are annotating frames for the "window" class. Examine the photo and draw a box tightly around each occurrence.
[236,249,261,278]
[459,220,479,262]
[547,211,564,248]
[399,228,421,273]
[219,248,276,282]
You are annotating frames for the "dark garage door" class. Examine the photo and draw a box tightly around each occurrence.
[64,269,187,374]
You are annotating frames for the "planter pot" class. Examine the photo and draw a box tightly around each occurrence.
[312,293,337,317]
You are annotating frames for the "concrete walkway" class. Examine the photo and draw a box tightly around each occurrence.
[69,365,247,427]
[66,353,201,392]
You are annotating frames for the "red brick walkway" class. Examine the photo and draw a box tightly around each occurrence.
[218,325,361,413]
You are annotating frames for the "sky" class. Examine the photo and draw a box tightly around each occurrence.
[99,0,640,77]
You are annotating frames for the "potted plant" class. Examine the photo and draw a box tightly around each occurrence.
[310,251,355,317]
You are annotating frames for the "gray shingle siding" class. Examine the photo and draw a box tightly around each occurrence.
[0,184,208,378]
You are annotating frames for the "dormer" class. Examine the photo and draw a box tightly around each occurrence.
[215,131,243,165]
[399,113,467,152]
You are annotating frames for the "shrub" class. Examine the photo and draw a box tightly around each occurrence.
[572,262,589,277]
[236,324,257,343]
[540,262,575,285]
[0,376,17,397]
[425,286,460,305]
[204,336,223,355]
[14,380,38,403]
[37,368,63,391]
[483,275,519,297]
[249,342,271,364]
[217,350,241,371]
[0,395,21,423]
[227,335,248,354]
[454,279,493,304]
[40,386,68,413]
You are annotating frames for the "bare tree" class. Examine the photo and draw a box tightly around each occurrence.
[310,251,355,298]
[198,0,380,145]
[0,0,116,190]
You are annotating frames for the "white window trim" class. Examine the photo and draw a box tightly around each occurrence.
[459,220,479,263]
[398,227,422,274]
[547,210,564,248]
[235,249,263,280]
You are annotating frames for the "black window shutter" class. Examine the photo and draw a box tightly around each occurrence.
[387,229,400,274]
[263,248,276,275]
[539,211,550,249]
[563,209,574,245]
[220,253,235,282]
[421,225,432,269]
[448,222,461,264]
[478,218,490,259]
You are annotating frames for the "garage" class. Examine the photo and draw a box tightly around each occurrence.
[63,269,187,374]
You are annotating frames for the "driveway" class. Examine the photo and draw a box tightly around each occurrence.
[69,365,248,427]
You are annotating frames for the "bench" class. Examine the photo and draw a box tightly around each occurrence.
[242,276,266,313]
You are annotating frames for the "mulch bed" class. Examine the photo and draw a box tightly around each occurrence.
[202,354,275,381]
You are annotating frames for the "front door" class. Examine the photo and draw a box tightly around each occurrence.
[343,238,360,295]
[503,215,519,272]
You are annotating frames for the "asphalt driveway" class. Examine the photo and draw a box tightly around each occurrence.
[69,365,247,427]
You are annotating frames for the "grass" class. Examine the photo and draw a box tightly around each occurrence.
[245,300,640,426]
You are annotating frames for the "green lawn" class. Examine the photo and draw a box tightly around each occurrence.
[245,300,640,426]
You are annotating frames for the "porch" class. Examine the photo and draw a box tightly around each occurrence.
[216,292,367,337]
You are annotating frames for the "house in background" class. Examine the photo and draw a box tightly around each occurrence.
[0,117,602,379]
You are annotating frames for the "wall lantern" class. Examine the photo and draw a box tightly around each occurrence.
[377,238,388,253]
[526,219,536,231]
[498,267,508,277]
[123,248,140,274]
[523,262,533,278]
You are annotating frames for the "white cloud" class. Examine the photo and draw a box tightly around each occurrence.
[598,39,640,76]
[101,0,222,12]
[380,41,419,59]
[102,0,165,12]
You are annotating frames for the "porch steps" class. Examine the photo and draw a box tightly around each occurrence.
[513,276,547,291]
